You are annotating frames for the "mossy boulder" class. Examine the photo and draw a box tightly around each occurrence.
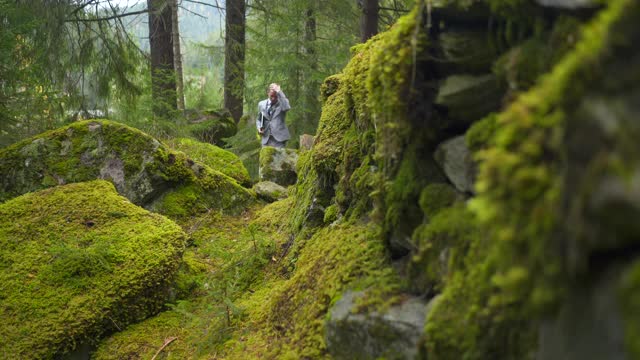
[259,146,299,186]
[166,137,252,187]
[0,120,255,217]
[0,180,186,358]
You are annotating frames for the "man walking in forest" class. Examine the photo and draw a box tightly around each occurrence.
[256,83,291,148]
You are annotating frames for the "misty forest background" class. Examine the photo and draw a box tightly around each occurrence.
[0,0,409,149]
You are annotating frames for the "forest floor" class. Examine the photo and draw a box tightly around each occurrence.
[94,197,294,359]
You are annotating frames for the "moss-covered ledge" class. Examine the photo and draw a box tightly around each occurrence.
[0,180,186,359]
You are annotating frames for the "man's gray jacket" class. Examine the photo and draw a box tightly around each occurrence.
[256,90,291,145]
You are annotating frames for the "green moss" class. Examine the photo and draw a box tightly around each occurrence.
[223,222,398,359]
[0,120,255,219]
[367,3,427,165]
[166,137,252,187]
[320,74,342,102]
[620,259,640,359]
[94,204,284,359]
[470,0,635,315]
[323,204,339,224]
[418,183,459,218]
[492,15,582,97]
[409,204,477,294]
[421,1,637,359]
[222,119,262,182]
[0,180,186,359]
[465,113,499,152]
[259,146,277,180]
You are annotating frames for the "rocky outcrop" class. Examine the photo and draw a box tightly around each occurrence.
[0,120,254,217]
[326,291,430,360]
[259,146,298,186]
[0,180,186,359]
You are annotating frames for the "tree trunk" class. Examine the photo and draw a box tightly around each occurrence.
[224,0,246,124]
[360,0,379,42]
[147,0,177,119]
[303,5,319,131]
[172,0,185,111]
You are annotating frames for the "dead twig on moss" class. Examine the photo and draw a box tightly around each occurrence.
[151,337,178,360]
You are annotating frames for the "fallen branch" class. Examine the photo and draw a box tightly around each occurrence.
[151,337,178,360]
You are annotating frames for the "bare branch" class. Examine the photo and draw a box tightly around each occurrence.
[182,0,225,10]
[179,4,207,19]
[65,9,149,23]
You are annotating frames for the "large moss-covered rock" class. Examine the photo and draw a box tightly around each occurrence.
[166,137,252,187]
[259,146,299,186]
[0,120,254,217]
[0,180,186,359]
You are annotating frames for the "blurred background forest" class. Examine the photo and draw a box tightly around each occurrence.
[0,0,414,149]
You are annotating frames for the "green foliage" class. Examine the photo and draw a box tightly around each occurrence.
[245,0,359,146]
[0,180,186,358]
[0,1,145,147]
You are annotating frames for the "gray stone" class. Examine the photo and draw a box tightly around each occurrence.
[435,74,504,126]
[259,147,299,186]
[326,290,430,360]
[253,181,287,202]
[434,136,476,194]
[535,0,599,9]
